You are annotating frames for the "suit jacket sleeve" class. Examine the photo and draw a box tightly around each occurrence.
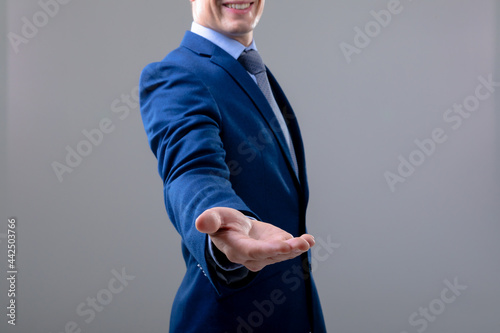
[139,61,257,290]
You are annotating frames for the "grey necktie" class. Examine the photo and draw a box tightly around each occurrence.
[238,49,299,176]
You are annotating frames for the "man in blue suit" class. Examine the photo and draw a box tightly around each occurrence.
[140,0,326,332]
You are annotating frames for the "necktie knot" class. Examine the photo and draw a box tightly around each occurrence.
[238,49,266,75]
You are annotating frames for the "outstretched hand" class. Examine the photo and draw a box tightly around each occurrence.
[195,207,315,272]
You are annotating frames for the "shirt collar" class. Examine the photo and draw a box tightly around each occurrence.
[191,21,257,60]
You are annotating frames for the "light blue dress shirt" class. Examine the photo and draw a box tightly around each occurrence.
[191,22,259,84]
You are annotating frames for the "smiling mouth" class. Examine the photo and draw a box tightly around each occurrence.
[223,3,253,10]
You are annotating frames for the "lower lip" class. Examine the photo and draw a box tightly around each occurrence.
[223,3,254,14]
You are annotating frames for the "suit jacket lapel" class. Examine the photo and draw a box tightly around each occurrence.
[181,32,304,191]
[268,69,309,200]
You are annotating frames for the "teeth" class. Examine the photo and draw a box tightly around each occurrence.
[225,3,251,10]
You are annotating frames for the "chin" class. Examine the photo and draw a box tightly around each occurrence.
[225,23,253,35]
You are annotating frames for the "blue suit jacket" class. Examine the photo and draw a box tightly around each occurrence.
[140,31,326,333]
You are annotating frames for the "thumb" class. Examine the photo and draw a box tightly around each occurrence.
[195,208,222,235]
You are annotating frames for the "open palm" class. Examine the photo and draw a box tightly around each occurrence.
[196,207,315,272]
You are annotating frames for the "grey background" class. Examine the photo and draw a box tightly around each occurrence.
[1,1,499,332]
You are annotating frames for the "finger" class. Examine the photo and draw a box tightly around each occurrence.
[244,250,306,271]
[300,234,316,247]
[267,251,306,263]
[220,238,292,265]
[241,235,312,260]
[285,236,311,252]
[244,261,266,272]
[195,209,222,235]
[239,238,292,260]
[243,236,312,260]
[245,256,287,272]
